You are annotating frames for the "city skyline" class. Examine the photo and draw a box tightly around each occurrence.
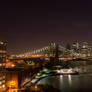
[0,1,92,54]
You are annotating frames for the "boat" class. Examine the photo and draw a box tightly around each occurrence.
[57,68,79,75]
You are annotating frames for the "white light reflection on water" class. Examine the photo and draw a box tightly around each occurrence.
[68,75,72,86]
[60,75,63,83]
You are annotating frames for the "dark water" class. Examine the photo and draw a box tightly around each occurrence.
[37,61,92,92]
[37,74,92,92]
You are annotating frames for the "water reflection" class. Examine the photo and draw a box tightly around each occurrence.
[60,75,63,81]
[68,75,72,85]
[37,61,92,92]
[37,74,92,91]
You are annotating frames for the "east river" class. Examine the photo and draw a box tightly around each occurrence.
[36,61,92,92]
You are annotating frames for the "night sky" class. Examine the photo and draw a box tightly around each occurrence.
[0,1,92,54]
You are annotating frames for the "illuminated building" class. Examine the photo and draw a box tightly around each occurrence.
[82,42,89,49]
[72,42,80,55]
[72,42,80,50]
[81,42,92,56]
[0,41,7,89]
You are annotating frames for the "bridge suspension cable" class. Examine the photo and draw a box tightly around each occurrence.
[11,43,66,58]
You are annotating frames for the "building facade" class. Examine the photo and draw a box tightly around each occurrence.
[0,41,7,89]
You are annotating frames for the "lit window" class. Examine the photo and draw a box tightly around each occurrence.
[3,63,5,66]
[2,80,5,83]
[0,82,2,85]
[0,64,2,67]
[2,76,5,79]
[2,84,5,88]
[0,42,4,44]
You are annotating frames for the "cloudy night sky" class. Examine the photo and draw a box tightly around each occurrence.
[0,1,92,54]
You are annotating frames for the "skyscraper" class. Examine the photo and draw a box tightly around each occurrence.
[0,41,7,89]
[72,42,80,50]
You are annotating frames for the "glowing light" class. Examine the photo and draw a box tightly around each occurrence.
[0,42,4,45]
[11,64,15,67]
[35,85,38,89]
[2,84,5,88]
[0,64,2,66]
[68,75,72,85]
[9,81,16,88]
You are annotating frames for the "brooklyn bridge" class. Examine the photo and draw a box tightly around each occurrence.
[11,43,66,59]
[6,43,92,91]
[7,43,74,89]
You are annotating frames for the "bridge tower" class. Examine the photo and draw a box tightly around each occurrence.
[47,43,59,65]
[44,43,56,57]
[55,44,59,62]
